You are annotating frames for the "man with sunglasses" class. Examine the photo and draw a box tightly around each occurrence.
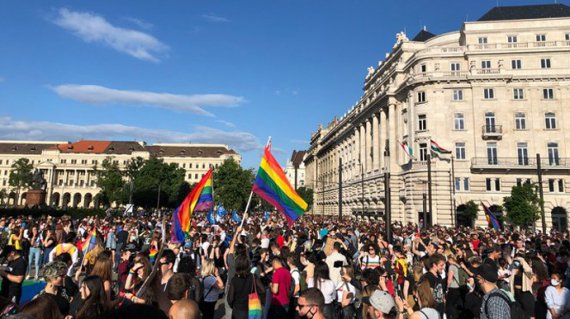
[296,288,325,319]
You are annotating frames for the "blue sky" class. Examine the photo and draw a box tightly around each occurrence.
[0,0,560,168]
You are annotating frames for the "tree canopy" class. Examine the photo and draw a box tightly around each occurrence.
[503,183,541,227]
[213,158,255,211]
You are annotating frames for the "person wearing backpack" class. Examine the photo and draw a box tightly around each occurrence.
[475,264,513,319]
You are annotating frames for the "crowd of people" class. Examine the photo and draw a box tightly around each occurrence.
[0,211,567,319]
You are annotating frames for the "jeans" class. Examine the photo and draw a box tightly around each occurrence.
[28,247,41,278]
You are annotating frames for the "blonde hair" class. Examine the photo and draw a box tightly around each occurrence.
[201,259,216,277]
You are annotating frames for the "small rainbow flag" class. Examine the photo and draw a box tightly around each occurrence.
[252,145,307,225]
[149,244,158,264]
[82,229,97,254]
[482,202,501,231]
[176,169,214,232]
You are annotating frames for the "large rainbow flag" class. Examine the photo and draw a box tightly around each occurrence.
[174,169,214,234]
[252,146,307,225]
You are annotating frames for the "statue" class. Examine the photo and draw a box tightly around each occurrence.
[31,169,47,191]
[393,31,408,48]
[367,66,375,77]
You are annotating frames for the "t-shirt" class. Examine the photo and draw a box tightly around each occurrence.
[0,257,27,303]
[202,275,221,302]
[361,255,381,270]
[290,268,301,297]
[424,272,444,316]
[271,267,292,306]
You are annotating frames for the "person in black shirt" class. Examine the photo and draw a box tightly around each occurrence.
[422,253,445,317]
[0,246,27,304]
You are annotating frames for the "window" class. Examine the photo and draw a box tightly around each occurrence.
[541,58,551,69]
[455,177,471,192]
[548,179,564,192]
[450,63,461,74]
[189,163,193,168]
[487,142,498,165]
[481,60,492,69]
[455,142,466,160]
[517,142,529,165]
[507,35,518,43]
[511,59,522,69]
[483,88,495,99]
[202,163,205,169]
[455,177,461,192]
[536,34,546,42]
[419,143,428,162]
[486,178,501,191]
[454,113,464,130]
[418,114,427,131]
[485,112,496,133]
[513,88,524,100]
[548,142,560,165]
[195,174,198,179]
[91,160,97,165]
[464,178,470,191]
[549,179,556,192]
[566,33,570,41]
[417,91,426,103]
[452,90,463,101]
[515,112,526,130]
[182,163,186,168]
[560,180,565,192]
[543,88,554,100]
[545,112,557,129]
[420,64,427,73]
[478,37,488,44]
[516,178,531,187]
[61,159,66,164]
[81,160,87,164]
[0,160,2,165]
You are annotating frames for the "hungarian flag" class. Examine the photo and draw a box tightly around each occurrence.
[430,139,451,154]
[400,142,415,159]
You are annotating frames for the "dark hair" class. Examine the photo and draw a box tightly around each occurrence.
[77,275,107,319]
[54,253,72,265]
[333,242,342,251]
[166,273,191,301]
[299,288,325,312]
[161,249,176,265]
[427,254,445,270]
[235,254,251,278]
[314,261,331,289]
[177,256,197,275]
[20,294,62,319]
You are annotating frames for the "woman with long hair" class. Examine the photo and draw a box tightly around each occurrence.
[200,259,224,319]
[20,294,63,319]
[73,275,108,319]
[337,265,357,319]
[311,261,336,319]
[123,256,154,305]
[89,251,114,305]
[42,228,56,266]
[27,225,41,280]
[227,254,265,319]
[396,277,439,319]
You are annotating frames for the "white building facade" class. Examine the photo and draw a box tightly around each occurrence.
[305,4,570,230]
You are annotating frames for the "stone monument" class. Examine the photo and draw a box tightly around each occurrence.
[26,169,47,207]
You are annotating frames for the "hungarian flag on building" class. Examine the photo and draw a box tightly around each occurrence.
[430,139,452,154]
[400,142,415,159]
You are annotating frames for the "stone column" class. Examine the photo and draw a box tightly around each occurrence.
[372,113,380,170]
[388,102,397,171]
[365,118,372,172]
[359,124,366,172]
[354,128,360,178]
[380,110,387,170]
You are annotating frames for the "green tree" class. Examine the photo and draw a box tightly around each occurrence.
[462,200,479,226]
[0,189,7,205]
[503,183,541,227]
[93,157,125,207]
[8,158,33,206]
[296,186,313,209]
[131,158,185,208]
[213,158,255,211]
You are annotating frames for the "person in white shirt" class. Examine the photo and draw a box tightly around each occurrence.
[310,261,336,319]
[336,266,357,319]
[326,241,348,285]
[545,272,570,319]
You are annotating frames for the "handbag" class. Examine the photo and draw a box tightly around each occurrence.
[248,276,262,319]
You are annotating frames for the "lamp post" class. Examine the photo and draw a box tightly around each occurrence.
[536,153,546,233]
[338,157,343,219]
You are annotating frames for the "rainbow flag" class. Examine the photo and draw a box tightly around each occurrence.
[82,229,97,254]
[177,169,214,232]
[252,146,307,225]
[149,244,158,264]
[248,291,262,319]
[482,202,501,231]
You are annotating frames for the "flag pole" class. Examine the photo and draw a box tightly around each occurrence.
[241,191,254,227]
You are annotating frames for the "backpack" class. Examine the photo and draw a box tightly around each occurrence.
[290,269,306,297]
[457,267,469,287]
[484,290,529,319]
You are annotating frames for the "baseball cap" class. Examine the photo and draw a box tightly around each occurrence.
[474,264,498,283]
[365,290,395,314]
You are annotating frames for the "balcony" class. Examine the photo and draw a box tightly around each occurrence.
[481,125,502,140]
[471,157,570,171]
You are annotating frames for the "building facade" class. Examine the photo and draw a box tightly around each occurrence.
[305,4,570,230]
[285,150,307,190]
[0,140,240,208]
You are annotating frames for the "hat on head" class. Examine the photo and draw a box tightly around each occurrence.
[474,264,498,283]
[365,290,395,314]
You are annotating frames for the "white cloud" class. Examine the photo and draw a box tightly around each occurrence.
[202,14,229,23]
[52,8,168,62]
[216,120,236,128]
[0,117,260,152]
[51,84,245,116]
[124,17,153,30]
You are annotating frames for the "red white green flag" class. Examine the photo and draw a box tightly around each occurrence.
[400,142,415,159]
[430,139,451,154]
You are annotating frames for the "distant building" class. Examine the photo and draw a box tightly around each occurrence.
[285,150,307,189]
[0,140,240,208]
[305,4,570,230]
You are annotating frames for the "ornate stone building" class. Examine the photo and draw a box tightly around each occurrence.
[305,4,570,230]
[285,150,307,190]
[0,140,240,208]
